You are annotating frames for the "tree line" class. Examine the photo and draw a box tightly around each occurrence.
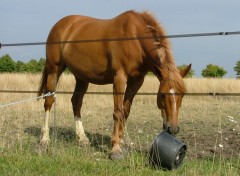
[1,54,240,78]
[0,54,45,73]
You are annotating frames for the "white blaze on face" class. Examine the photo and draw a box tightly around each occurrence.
[170,88,176,114]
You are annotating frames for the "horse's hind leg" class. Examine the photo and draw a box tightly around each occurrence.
[71,79,89,146]
[40,72,56,146]
[40,63,66,147]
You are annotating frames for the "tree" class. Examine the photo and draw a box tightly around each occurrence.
[0,54,16,72]
[0,54,47,73]
[16,60,25,72]
[38,58,46,72]
[178,64,194,78]
[234,60,240,78]
[22,59,40,73]
[201,64,227,78]
[21,58,45,73]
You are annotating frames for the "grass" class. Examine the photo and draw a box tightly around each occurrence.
[0,73,240,175]
[1,146,239,176]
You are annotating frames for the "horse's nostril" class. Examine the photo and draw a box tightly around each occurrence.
[166,127,172,134]
[173,127,180,135]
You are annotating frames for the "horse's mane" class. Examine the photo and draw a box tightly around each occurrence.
[140,11,170,49]
[139,11,186,93]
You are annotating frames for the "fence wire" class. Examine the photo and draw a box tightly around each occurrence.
[0,90,240,96]
[1,31,240,48]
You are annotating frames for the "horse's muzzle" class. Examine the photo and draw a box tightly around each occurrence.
[163,123,180,135]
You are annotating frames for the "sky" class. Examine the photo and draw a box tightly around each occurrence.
[1,0,240,77]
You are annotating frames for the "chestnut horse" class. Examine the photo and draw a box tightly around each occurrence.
[38,10,191,159]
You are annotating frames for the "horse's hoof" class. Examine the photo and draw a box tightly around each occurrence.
[39,139,49,152]
[78,138,90,147]
[109,151,124,160]
[39,139,49,147]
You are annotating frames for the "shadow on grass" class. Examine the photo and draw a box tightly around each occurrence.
[24,126,112,154]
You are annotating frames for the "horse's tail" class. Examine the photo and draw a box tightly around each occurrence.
[38,66,48,97]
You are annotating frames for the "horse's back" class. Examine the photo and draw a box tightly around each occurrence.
[48,11,145,43]
[47,15,95,42]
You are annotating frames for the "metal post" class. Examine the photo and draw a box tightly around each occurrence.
[53,74,57,157]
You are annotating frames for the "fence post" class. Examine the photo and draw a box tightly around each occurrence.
[53,73,57,157]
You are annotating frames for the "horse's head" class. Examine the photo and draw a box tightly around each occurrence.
[144,21,191,134]
[156,64,191,135]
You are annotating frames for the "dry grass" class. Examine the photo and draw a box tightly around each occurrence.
[2,73,240,93]
[1,73,240,134]
[185,78,240,93]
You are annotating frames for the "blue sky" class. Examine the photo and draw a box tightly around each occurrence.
[1,0,240,77]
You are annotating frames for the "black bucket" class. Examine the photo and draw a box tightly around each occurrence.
[149,131,187,170]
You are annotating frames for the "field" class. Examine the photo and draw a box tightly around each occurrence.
[0,73,240,175]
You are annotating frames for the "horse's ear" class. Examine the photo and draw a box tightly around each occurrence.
[180,64,192,78]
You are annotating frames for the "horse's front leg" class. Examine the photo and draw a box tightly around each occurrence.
[110,75,144,160]
[110,73,127,160]
[120,77,144,147]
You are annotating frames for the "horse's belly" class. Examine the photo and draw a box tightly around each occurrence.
[68,64,114,85]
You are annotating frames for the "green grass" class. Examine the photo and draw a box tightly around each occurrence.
[1,142,239,176]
